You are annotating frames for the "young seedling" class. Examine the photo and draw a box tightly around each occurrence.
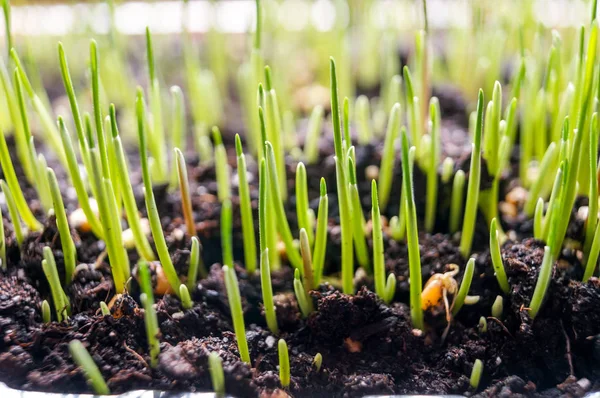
[441,157,454,184]
[348,155,370,270]
[42,247,70,322]
[187,236,205,290]
[296,163,314,246]
[223,265,251,363]
[278,339,290,388]
[312,353,323,372]
[260,249,279,334]
[371,180,396,304]
[330,57,354,294]
[221,199,234,267]
[401,129,423,330]
[478,316,487,333]
[108,106,154,261]
[449,170,466,234]
[179,284,193,309]
[100,301,110,316]
[491,295,503,318]
[489,218,510,294]
[299,228,315,292]
[212,127,231,203]
[378,103,400,210]
[47,168,76,284]
[403,66,420,153]
[138,261,160,367]
[69,340,110,395]
[304,105,324,164]
[470,359,483,390]
[294,268,313,318]
[460,90,484,257]
[263,66,287,201]
[584,113,599,255]
[452,257,475,316]
[312,178,328,286]
[137,89,181,297]
[533,198,544,239]
[235,135,257,273]
[258,156,280,270]
[425,98,441,232]
[208,352,225,396]
[1,179,24,245]
[175,148,195,237]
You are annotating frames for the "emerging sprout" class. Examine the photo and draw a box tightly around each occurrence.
[175,148,195,237]
[258,156,280,270]
[312,178,328,286]
[489,218,510,294]
[41,300,51,323]
[296,163,313,246]
[294,268,313,318]
[138,260,160,367]
[213,127,232,203]
[528,246,554,318]
[478,316,487,333]
[425,97,441,232]
[469,359,483,390]
[278,339,290,388]
[170,86,186,189]
[235,135,257,273]
[69,340,110,395]
[449,170,465,234]
[263,66,287,201]
[221,199,234,267]
[348,155,370,270]
[42,247,70,322]
[223,265,251,363]
[378,103,400,210]
[491,295,503,318]
[100,301,110,316]
[312,352,323,372]
[187,236,205,290]
[208,352,225,396]
[260,249,279,334]
[371,180,396,304]
[452,258,475,316]
[299,228,315,292]
[441,157,454,184]
[179,284,193,310]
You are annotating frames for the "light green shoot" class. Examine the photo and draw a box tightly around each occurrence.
[175,148,195,237]
[35,153,53,214]
[278,339,290,388]
[263,66,287,201]
[100,301,110,316]
[401,129,423,329]
[187,236,205,289]
[221,199,233,267]
[170,86,186,189]
[392,146,416,241]
[348,155,370,270]
[378,103,400,210]
[138,261,160,367]
[47,168,76,285]
[1,0,12,59]
[355,95,372,144]
[208,352,225,396]
[441,158,454,184]
[179,284,193,309]
[584,113,599,255]
[489,218,510,294]
[89,40,110,181]
[109,107,154,260]
[533,198,544,239]
[41,300,51,323]
[371,180,396,304]
[524,142,558,216]
[312,353,323,372]
[425,97,441,232]
[1,179,23,245]
[69,340,110,395]
[137,89,181,297]
[213,127,231,203]
[296,163,313,246]
[223,265,251,363]
[260,248,279,334]
[294,268,313,317]
[304,105,324,164]
[460,90,484,257]
[299,228,315,292]
[452,258,475,316]
[469,359,483,390]
[330,58,354,294]
[528,246,555,318]
[403,66,420,152]
[265,141,303,269]
[478,317,487,333]
[42,247,70,322]
[258,156,280,271]
[312,178,328,286]
[236,135,257,273]
[491,295,503,318]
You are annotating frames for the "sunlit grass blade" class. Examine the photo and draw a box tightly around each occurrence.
[278,339,290,388]
[221,198,233,266]
[489,218,509,294]
[42,247,70,322]
[263,66,287,201]
[296,162,313,246]
[312,178,328,286]
[258,156,280,270]
[452,258,475,316]
[208,352,225,396]
[294,268,313,317]
[89,40,110,181]
[348,154,369,270]
[1,179,23,245]
[138,260,160,367]
[425,97,440,232]
[69,340,110,395]
[523,142,558,216]
[175,148,195,237]
[371,180,396,304]
[223,265,251,363]
[260,248,278,334]
[584,113,599,254]
[235,135,257,273]
[528,246,554,318]
[212,127,231,203]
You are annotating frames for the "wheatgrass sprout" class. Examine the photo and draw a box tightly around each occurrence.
[69,340,110,395]
[528,245,556,318]
[403,66,420,153]
[108,107,155,261]
[1,0,11,60]
[294,269,313,318]
[304,105,324,164]
[478,316,487,333]
[470,359,483,390]
[401,129,423,329]
[258,156,280,271]
[296,163,313,245]
[263,66,287,201]
[235,135,257,273]
[221,199,234,267]
[137,89,181,297]
[138,261,160,367]
[348,155,370,270]
[42,247,70,322]
[100,301,110,316]
[330,58,355,294]
[491,295,503,318]
[213,127,231,203]
[260,249,279,334]
[41,300,51,323]
[299,228,315,292]
[187,236,205,289]
[1,179,24,245]
[145,27,167,183]
[441,157,454,184]
[459,90,484,257]
[208,352,225,396]
[523,142,558,216]
[371,180,396,304]
[175,148,195,237]
[312,178,328,286]
[47,168,76,284]
[449,170,466,234]
[265,141,303,269]
[313,353,323,372]
[378,103,400,210]
[452,258,475,316]
[533,198,544,240]
[278,339,290,388]
[223,265,251,363]
[390,146,416,241]
[584,113,599,255]
[89,40,111,182]
[489,218,510,294]
[425,97,441,232]
[179,284,193,309]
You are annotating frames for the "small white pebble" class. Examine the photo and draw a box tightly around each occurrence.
[365,165,379,181]
[265,335,276,349]
[172,312,185,320]
[172,228,185,242]
[577,206,589,222]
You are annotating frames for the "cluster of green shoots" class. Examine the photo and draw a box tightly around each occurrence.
[2,0,600,395]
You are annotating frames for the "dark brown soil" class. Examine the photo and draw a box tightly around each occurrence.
[0,87,599,398]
